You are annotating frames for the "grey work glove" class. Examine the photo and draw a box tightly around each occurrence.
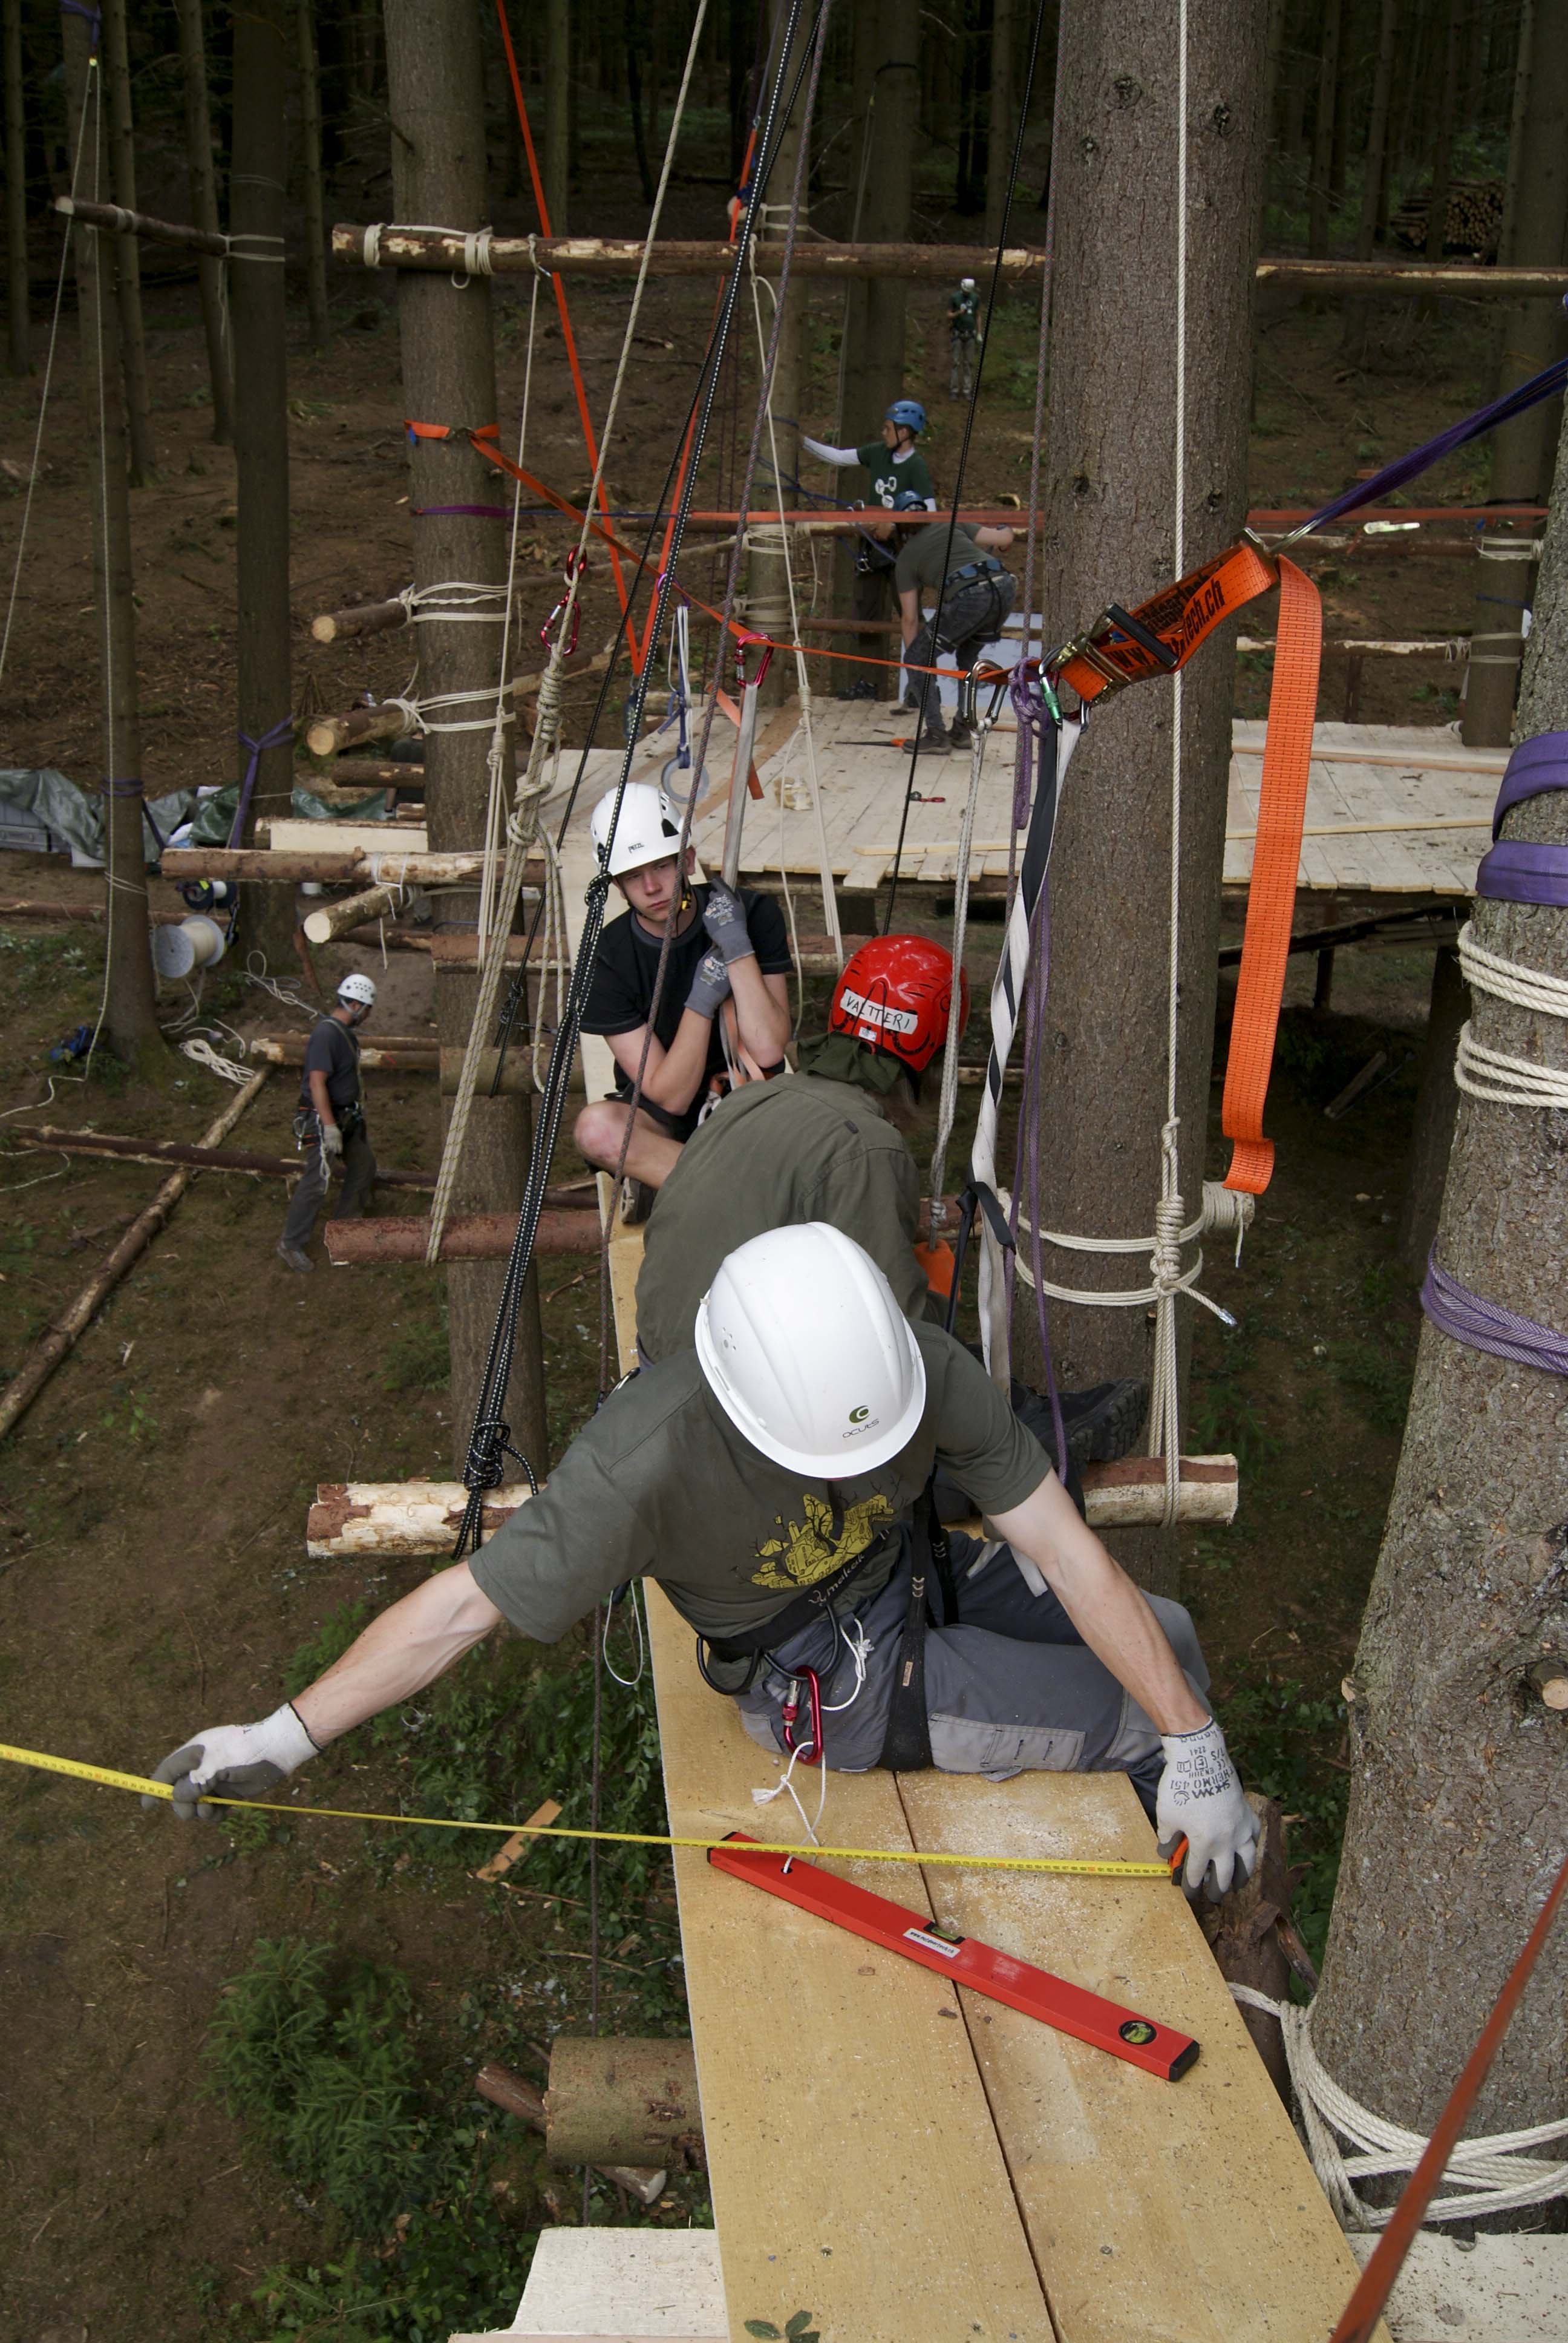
[1155,1717,1261,1901]
[143,1702,319,1822]
[319,1122,344,1161]
[685,947,733,1021]
[701,879,757,968]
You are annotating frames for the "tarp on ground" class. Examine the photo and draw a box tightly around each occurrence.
[0,768,198,865]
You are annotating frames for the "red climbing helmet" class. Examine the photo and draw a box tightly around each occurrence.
[828,935,969,1075]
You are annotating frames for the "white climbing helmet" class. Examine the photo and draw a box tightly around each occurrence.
[591,782,682,879]
[960,277,976,290]
[337,972,377,1008]
[694,1224,927,1478]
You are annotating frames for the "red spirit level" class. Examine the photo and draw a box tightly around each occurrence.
[709,1834,1200,2082]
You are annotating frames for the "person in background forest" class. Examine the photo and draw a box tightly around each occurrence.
[276,972,378,1272]
[947,277,981,398]
[884,514,1018,755]
[800,401,937,701]
[573,784,794,1199]
[145,1221,1259,1902]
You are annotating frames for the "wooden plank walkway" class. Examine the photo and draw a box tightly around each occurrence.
[603,1219,1382,2343]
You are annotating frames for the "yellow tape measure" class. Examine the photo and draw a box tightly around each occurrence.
[0,1740,1180,1879]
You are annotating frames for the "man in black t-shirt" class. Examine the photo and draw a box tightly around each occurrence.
[573,783,794,1191]
[278,971,378,1271]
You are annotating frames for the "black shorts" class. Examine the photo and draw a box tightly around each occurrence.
[602,1089,704,1144]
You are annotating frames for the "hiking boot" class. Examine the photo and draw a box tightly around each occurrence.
[837,678,878,702]
[947,718,976,753]
[618,1178,655,1227]
[918,731,953,757]
[276,1242,315,1272]
[1057,1378,1149,1474]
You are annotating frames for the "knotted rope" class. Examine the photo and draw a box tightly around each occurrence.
[1229,1986,1568,2230]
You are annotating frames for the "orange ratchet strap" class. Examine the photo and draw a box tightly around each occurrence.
[1057,538,1275,704]
[1220,554,1322,1193]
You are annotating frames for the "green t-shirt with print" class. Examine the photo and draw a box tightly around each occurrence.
[468,1321,1049,1644]
[854,442,935,510]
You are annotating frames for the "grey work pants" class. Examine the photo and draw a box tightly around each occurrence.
[280,1121,377,1250]
[908,572,1017,738]
[733,1529,1207,1791]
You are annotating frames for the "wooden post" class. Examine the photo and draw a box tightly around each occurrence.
[747,0,805,712]
[1306,0,1341,258]
[296,0,331,349]
[4,0,27,376]
[230,0,296,975]
[1462,0,1568,748]
[544,0,569,234]
[544,2037,704,2171]
[100,0,154,483]
[1312,405,1568,2144]
[61,12,160,1068]
[983,0,1016,251]
[382,0,547,1478]
[1023,0,1267,1594]
[174,0,234,443]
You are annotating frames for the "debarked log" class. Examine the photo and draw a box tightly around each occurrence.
[324,1207,600,1262]
[472,2060,665,2207]
[544,2036,704,2172]
[161,847,546,885]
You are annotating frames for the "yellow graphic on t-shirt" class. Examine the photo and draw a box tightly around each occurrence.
[751,1491,896,1591]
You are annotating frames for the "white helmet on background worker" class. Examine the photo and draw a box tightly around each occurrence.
[694,1224,927,1478]
[337,972,377,1008]
[960,276,976,290]
[591,782,683,879]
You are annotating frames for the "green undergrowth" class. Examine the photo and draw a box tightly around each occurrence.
[1216,1667,1350,1974]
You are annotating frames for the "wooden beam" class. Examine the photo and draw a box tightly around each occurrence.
[1256,255,1568,297]
[324,1208,599,1261]
[301,882,402,944]
[472,2062,666,2206]
[162,847,546,884]
[6,1124,434,1188]
[54,191,227,256]
[544,2037,704,2171]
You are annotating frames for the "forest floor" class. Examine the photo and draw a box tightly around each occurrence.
[0,169,1503,2343]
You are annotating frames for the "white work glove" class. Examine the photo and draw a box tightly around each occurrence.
[1155,1717,1260,1900]
[143,1702,319,1823]
[685,947,733,1021]
[701,879,757,967]
[320,1121,344,1161]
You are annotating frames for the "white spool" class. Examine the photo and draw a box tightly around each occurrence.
[152,914,227,981]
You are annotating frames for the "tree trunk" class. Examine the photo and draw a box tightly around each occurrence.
[4,0,27,375]
[1341,0,1401,361]
[296,0,331,349]
[1313,405,1568,2146]
[747,0,805,711]
[101,0,154,482]
[175,0,234,443]
[837,0,917,693]
[382,0,547,1480]
[625,5,656,208]
[1307,0,1342,257]
[1022,0,1267,1596]
[544,0,570,233]
[1462,0,1568,749]
[984,0,1015,249]
[1397,942,1466,1274]
[229,0,296,978]
[62,13,159,1068]
[1423,0,1464,263]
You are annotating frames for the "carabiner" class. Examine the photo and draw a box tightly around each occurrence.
[736,632,775,693]
[779,1667,824,1766]
[540,548,589,654]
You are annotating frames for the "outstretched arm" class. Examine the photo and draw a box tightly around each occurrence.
[800,434,860,466]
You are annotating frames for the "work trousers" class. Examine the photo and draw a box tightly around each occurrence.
[907,572,1017,738]
[949,330,976,398]
[280,1121,377,1250]
[733,1527,1206,1796]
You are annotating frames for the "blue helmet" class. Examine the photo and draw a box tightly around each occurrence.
[884,399,926,435]
[892,488,927,511]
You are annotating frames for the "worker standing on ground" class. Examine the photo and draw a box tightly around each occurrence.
[573,784,794,1197]
[800,402,937,702]
[885,514,1018,755]
[635,933,1146,1493]
[276,971,378,1272]
[947,277,981,399]
[146,1224,1259,1901]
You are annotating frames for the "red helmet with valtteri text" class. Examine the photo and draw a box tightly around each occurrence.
[828,934,969,1075]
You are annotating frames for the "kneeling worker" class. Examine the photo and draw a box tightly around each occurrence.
[636,932,1146,1479]
[573,784,794,1192]
[148,1224,1258,1897]
[888,514,1018,755]
[276,971,378,1272]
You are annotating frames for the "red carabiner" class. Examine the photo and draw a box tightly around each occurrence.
[541,548,589,654]
[736,631,775,692]
[780,1667,824,1767]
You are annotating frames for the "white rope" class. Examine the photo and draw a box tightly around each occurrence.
[359,221,493,281]
[180,1035,251,1086]
[382,687,517,736]
[1455,1024,1568,1110]
[1459,920,1568,1020]
[423,0,711,1264]
[396,579,509,626]
[1229,1986,1568,2230]
[1015,1182,1246,1320]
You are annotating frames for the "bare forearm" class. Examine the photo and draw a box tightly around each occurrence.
[641,1011,714,1110]
[728,960,790,1063]
[293,1562,503,1746]
[308,1070,333,1122]
[988,1476,1209,1734]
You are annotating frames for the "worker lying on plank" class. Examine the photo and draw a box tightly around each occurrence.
[634,931,1146,1496]
[800,402,936,704]
[867,512,1018,756]
[145,1224,1258,1899]
[573,784,794,1198]
[276,971,378,1273]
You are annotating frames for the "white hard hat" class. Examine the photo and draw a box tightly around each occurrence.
[591,782,682,878]
[960,277,976,290]
[338,972,377,1007]
[694,1224,927,1478]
